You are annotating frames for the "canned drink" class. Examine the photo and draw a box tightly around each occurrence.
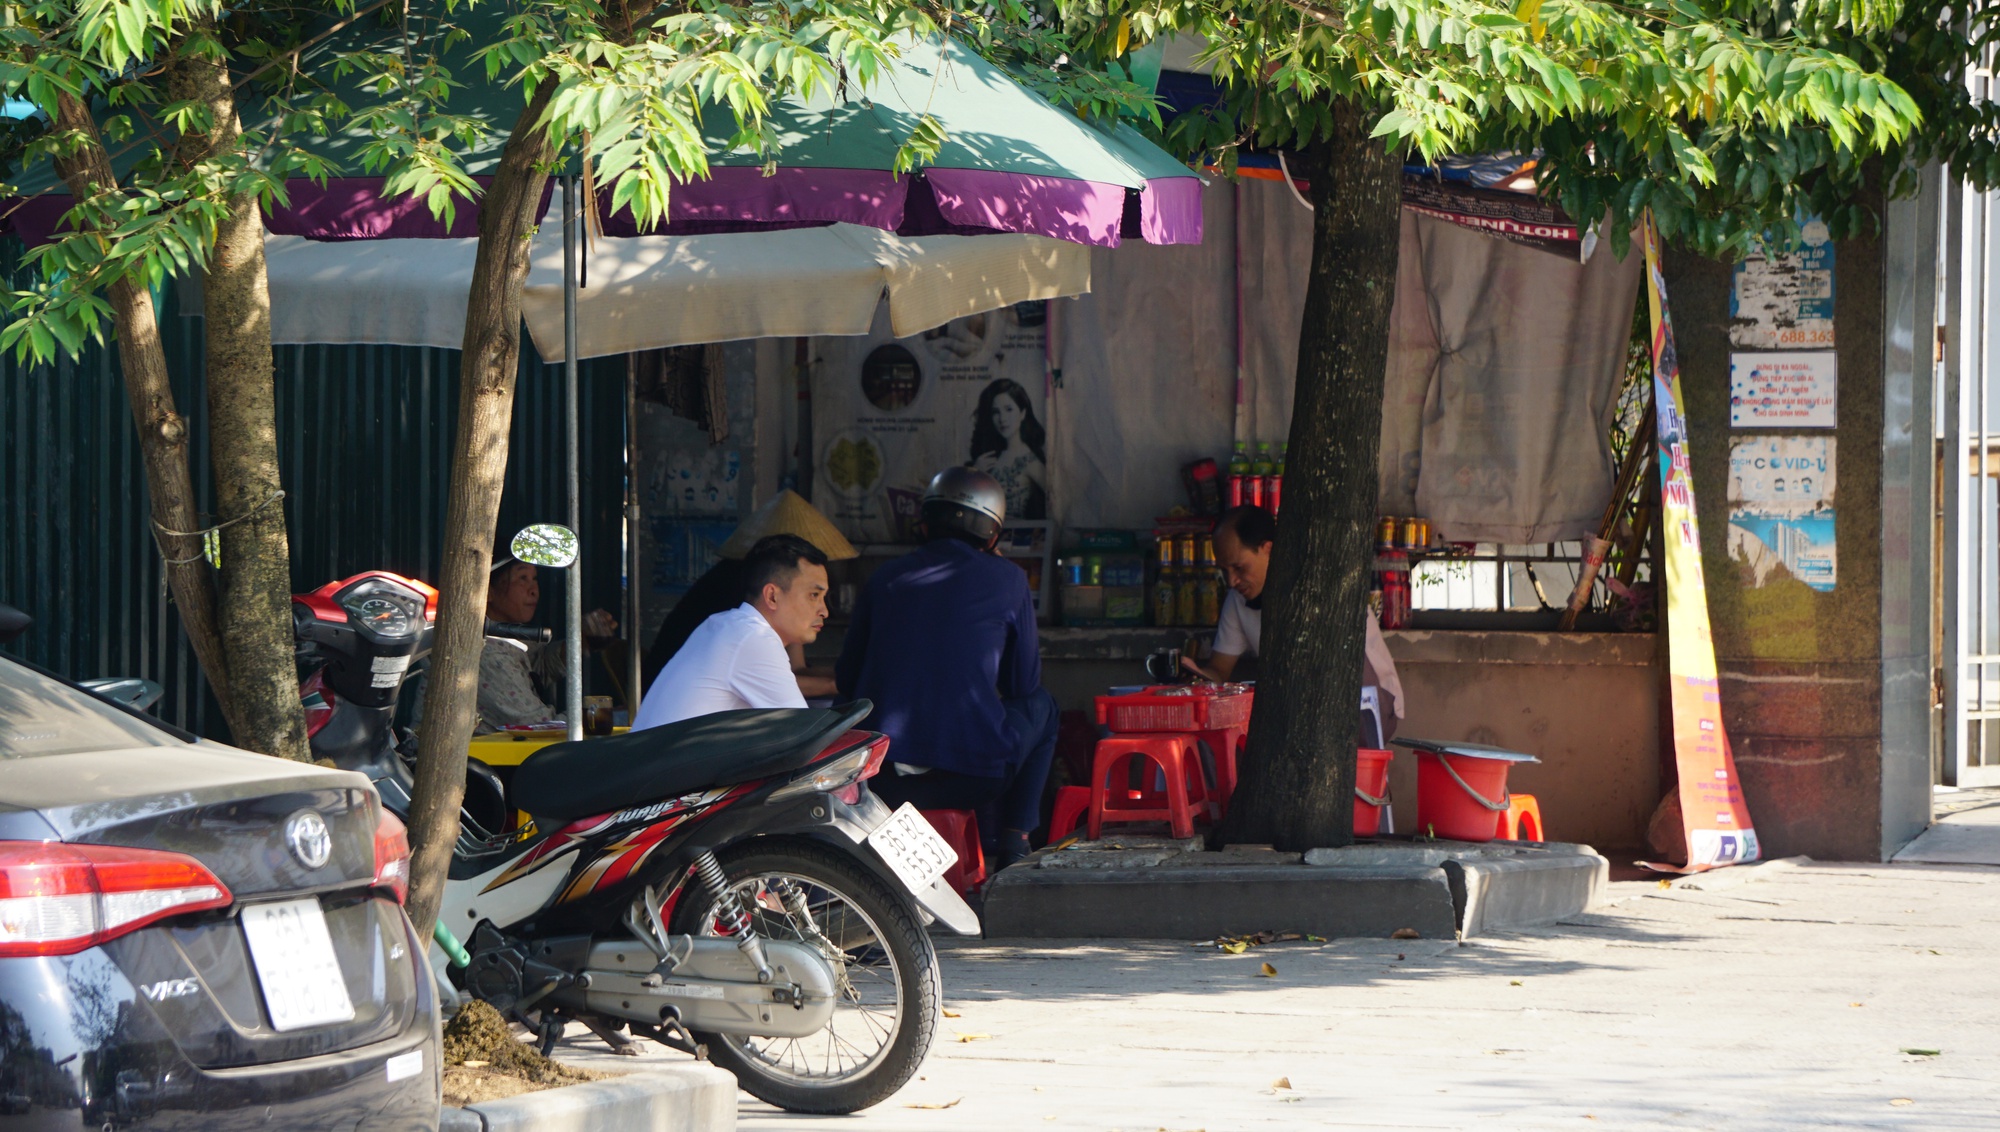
[1177,535,1197,567]
[1412,517,1431,549]
[1376,516,1399,551]
[1400,517,1423,550]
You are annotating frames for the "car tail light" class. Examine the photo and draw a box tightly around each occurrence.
[0,841,232,957]
[372,804,411,904]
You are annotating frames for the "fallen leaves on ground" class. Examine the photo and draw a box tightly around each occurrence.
[943,1009,961,1018]
[1901,1048,1941,1057]
[956,1032,992,1043]
[1391,928,1421,940]
[1258,962,1278,977]
[1509,980,1524,986]
[1201,930,1305,953]
[905,1098,962,1110]
[1271,1077,1292,1090]
[1890,1098,1914,1106]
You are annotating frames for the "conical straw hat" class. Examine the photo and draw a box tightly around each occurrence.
[718,490,859,561]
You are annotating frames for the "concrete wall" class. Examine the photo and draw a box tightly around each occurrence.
[1664,175,1936,861]
[1381,631,1660,851]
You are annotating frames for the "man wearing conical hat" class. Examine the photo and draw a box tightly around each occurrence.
[640,490,857,692]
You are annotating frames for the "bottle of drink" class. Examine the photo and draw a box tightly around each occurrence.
[1177,569,1201,627]
[1153,567,1179,626]
[1226,442,1250,508]
[1248,442,1273,510]
[1153,537,1179,626]
[1267,443,1286,515]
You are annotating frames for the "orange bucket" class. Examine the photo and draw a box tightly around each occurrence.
[1402,739,1540,842]
[1353,748,1393,836]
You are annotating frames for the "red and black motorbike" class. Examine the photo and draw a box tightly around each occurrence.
[291,533,978,1115]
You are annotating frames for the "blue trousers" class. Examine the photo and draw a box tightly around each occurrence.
[869,688,1060,846]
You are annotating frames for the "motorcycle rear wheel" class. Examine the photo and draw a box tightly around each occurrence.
[670,840,941,1114]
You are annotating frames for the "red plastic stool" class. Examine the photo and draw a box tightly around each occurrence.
[920,809,987,895]
[1088,734,1213,840]
[1495,794,1544,842]
[1048,786,1090,842]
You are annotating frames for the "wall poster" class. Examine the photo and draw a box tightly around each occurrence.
[1729,218,1835,349]
[1727,437,1836,592]
[1641,217,1763,873]
[813,302,1050,543]
[1729,351,1837,428]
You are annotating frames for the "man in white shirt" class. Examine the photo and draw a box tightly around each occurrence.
[632,535,829,729]
[1183,506,1405,742]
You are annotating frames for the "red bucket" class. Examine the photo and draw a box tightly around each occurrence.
[1354,748,1393,836]
[1405,740,1540,842]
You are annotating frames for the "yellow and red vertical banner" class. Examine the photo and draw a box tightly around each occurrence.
[1641,218,1760,871]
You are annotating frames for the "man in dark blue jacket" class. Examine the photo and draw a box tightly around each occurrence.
[836,467,1058,869]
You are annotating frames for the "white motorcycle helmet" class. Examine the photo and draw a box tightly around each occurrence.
[921,467,1007,546]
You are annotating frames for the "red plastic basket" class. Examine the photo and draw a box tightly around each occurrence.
[1096,686,1253,732]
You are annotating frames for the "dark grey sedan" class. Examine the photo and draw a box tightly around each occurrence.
[0,652,440,1131]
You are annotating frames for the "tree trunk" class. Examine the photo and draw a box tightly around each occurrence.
[406,86,556,938]
[170,53,310,761]
[48,93,238,727]
[1214,104,1404,851]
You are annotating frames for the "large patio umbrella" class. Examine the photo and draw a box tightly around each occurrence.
[5,20,1202,736]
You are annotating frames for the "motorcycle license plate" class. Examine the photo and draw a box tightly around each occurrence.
[867,803,959,893]
[240,898,356,1032]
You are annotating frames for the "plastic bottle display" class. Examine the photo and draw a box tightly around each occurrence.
[1226,442,1251,508]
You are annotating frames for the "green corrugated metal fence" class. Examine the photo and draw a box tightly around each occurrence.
[1,284,629,740]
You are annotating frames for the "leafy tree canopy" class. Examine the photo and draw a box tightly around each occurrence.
[1051,0,1976,255]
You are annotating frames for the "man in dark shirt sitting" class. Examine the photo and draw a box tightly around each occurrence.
[836,467,1058,870]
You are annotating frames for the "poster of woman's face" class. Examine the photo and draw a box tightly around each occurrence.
[969,378,1047,520]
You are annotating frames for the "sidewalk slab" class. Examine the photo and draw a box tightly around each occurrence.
[981,837,1605,940]
[446,1064,737,1132]
[1893,797,2000,865]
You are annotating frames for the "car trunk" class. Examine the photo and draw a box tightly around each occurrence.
[35,754,420,1068]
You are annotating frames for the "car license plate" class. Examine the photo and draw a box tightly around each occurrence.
[240,898,356,1032]
[867,803,959,894]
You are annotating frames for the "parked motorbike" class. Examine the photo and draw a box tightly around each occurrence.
[292,526,977,1114]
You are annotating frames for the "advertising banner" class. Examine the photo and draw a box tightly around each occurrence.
[1399,175,1587,261]
[1640,219,1762,872]
[813,303,1050,543]
[1728,436,1836,591]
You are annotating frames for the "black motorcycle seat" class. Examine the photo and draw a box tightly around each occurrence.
[513,702,872,822]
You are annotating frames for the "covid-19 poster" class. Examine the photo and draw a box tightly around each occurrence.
[812,302,1050,543]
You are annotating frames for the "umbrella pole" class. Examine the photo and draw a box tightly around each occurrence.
[626,351,643,718]
[563,174,584,743]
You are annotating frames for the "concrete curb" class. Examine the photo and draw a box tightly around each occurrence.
[1447,846,1608,935]
[440,1064,738,1132]
[982,838,1607,940]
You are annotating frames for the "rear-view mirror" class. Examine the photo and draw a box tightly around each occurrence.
[511,524,579,569]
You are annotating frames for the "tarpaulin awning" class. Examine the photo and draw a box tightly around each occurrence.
[266,223,1091,358]
[7,27,1200,249]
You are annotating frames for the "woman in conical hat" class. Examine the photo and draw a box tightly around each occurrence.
[640,491,857,689]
